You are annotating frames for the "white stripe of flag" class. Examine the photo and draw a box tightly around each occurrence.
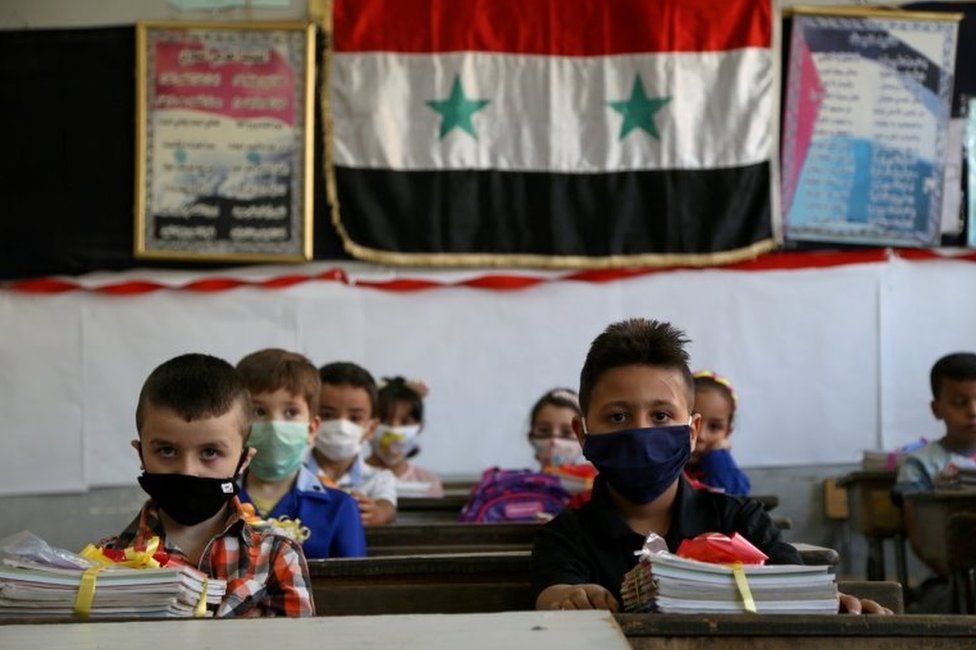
[331,49,771,173]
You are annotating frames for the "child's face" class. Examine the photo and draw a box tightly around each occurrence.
[384,399,421,427]
[319,383,378,440]
[134,403,252,478]
[251,388,321,441]
[575,364,700,444]
[932,378,976,448]
[693,387,733,456]
[530,404,577,441]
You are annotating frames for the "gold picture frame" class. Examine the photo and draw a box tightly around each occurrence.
[135,21,315,262]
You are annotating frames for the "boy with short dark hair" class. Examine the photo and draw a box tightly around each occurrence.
[532,319,886,614]
[896,352,976,493]
[306,362,397,525]
[99,353,314,617]
[236,349,366,558]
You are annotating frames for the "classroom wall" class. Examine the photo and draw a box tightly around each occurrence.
[3,255,976,497]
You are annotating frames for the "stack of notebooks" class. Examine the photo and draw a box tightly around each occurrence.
[861,439,928,472]
[621,551,838,615]
[0,555,225,619]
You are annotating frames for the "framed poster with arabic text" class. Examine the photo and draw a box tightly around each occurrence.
[135,21,314,262]
[782,7,960,247]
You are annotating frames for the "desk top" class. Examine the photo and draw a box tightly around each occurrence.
[0,611,630,650]
[618,613,976,637]
[836,470,898,487]
[903,488,976,503]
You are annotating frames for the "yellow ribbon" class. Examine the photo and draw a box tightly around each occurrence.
[194,578,208,618]
[730,563,757,614]
[79,536,161,569]
[122,536,161,569]
[73,566,104,618]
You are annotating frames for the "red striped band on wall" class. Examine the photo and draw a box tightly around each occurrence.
[4,249,976,296]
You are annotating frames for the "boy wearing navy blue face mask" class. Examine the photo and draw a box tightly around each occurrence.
[531,319,889,615]
[98,353,314,617]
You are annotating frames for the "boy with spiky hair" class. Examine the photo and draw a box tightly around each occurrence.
[237,349,365,558]
[532,319,887,615]
[100,353,314,617]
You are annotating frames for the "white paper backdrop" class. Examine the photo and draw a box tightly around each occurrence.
[0,258,970,495]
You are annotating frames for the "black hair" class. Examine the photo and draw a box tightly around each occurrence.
[931,352,976,398]
[579,318,694,414]
[136,353,251,439]
[319,361,378,417]
[529,388,581,425]
[378,376,424,423]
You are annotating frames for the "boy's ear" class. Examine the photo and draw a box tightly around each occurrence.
[307,414,322,442]
[362,418,379,442]
[238,446,257,474]
[131,439,143,468]
[689,413,703,449]
[931,399,943,420]
[572,416,586,447]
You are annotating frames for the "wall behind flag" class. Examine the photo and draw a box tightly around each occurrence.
[2,257,974,496]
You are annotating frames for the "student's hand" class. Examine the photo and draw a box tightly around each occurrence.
[837,593,893,615]
[536,584,619,611]
[351,491,396,525]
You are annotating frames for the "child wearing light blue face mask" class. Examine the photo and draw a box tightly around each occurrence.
[236,349,365,559]
[365,376,444,498]
[531,318,890,616]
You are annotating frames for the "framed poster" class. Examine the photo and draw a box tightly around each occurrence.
[782,7,960,247]
[135,21,315,262]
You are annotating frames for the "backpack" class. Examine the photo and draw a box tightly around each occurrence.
[458,467,571,523]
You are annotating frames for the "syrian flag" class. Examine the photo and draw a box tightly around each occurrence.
[327,0,777,267]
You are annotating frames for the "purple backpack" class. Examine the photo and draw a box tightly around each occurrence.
[458,468,571,523]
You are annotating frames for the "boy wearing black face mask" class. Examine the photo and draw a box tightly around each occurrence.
[531,319,889,615]
[98,353,315,617]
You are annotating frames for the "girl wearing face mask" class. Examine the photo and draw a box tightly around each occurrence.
[528,389,597,498]
[366,377,444,498]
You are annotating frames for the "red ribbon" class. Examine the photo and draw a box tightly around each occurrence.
[4,248,975,296]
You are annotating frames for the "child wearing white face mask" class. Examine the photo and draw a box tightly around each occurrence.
[529,388,597,501]
[366,377,444,498]
[306,362,398,525]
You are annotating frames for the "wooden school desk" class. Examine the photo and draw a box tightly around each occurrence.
[367,519,793,557]
[902,489,976,577]
[6,613,974,649]
[836,470,906,583]
[394,488,779,524]
[366,522,539,555]
[307,550,904,616]
[0,611,631,649]
[396,492,470,523]
[619,613,976,649]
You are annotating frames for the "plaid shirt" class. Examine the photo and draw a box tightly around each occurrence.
[100,497,315,617]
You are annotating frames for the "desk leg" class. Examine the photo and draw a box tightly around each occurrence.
[894,533,909,595]
[867,536,886,581]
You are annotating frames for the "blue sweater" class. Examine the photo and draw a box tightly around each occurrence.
[240,466,366,559]
[697,449,751,496]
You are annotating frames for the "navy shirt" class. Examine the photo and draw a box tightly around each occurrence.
[240,466,366,559]
[531,476,801,603]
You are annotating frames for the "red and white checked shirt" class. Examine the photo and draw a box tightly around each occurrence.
[100,497,315,617]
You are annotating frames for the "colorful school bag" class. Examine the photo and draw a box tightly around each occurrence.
[458,468,571,523]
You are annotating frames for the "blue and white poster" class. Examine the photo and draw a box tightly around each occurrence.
[782,9,960,247]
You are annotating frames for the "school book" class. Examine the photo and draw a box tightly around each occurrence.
[621,534,838,615]
[0,559,226,619]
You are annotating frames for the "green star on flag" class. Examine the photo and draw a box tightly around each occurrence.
[426,74,491,139]
[608,74,671,140]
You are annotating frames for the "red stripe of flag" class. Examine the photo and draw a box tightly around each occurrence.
[334,0,770,55]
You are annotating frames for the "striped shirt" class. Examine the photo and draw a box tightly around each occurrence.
[100,497,315,617]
